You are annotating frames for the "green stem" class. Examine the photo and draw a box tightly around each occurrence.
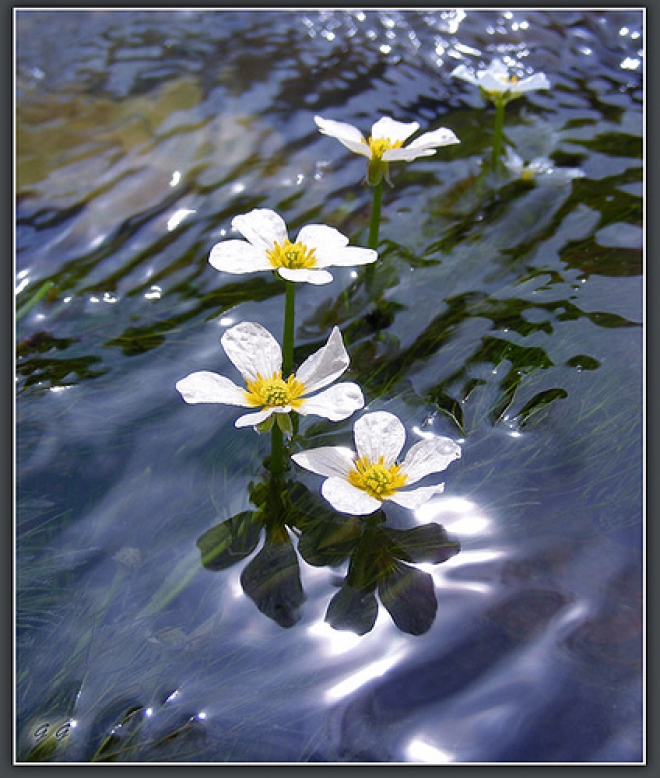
[366,180,383,294]
[368,180,383,251]
[269,278,296,478]
[491,98,506,172]
[282,280,296,378]
[270,423,285,478]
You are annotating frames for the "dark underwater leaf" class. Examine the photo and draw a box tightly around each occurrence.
[297,515,364,567]
[240,540,305,628]
[378,563,438,636]
[196,511,261,571]
[325,584,378,636]
[383,523,461,565]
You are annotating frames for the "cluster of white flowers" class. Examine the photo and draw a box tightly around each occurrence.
[176,58,555,515]
[175,205,462,513]
[175,113,466,515]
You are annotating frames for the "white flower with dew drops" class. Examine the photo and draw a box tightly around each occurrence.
[292,411,461,515]
[451,58,550,101]
[314,115,460,185]
[176,322,364,429]
[209,209,377,286]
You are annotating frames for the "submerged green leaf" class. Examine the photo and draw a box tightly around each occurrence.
[378,563,438,636]
[325,584,378,636]
[297,515,364,568]
[196,511,261,571]
[383,524,461,565]
[240,540,305,628]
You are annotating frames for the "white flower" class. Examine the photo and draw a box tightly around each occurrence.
[452,59,550,101]
[292,411,461,515]
[176,322,364,429]
[209,209,377,286]
[314,115,460,185]
[504,148,585,183]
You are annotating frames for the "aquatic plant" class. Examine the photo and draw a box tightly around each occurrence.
[314,115,459,250]
[452,58,550,171]
[176,321,364,431]
[504,147,585,183]
[176,321,364,478]
[292,410,461,515]
[209,208,377,286]
[177,197,462,632]
[452,58,550,99]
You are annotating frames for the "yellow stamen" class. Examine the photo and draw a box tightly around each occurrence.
[348,455,408,500]
[266,238,317,270]
[365,136,404,160]
[244,371,305,409]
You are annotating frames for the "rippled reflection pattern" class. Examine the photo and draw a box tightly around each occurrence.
[16,8,643,764]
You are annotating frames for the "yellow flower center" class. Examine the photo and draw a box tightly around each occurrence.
[348,455,408,500]
[244,372,305,409]
[365,136,404,160]
[520,167,536,181]
[267,239,317,270]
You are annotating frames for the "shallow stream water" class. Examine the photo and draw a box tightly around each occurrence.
[16,9,643,763]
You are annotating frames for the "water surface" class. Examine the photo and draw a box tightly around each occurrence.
[16,9,643,763]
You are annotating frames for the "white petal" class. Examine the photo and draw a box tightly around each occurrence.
[480,59,508,79]
[296,326,349,392]
[298,383,365,421]
[480,61,517,91]
[453,59,510,92]
[231,209,287,250]
[516,72,550,92]
[314,245,378,269]
[175,371,251,406]
[353,411,406,466]
[451,63,479,86]
[277,267,334,285]
[399,437,462,485]
[406,127,460,150]
[371,116,419,143]
[561,168,585,180]
[381,147,436,163]
[479,72,512,92]
[388,483,445,510]
[314,116,371,158]
[297,224,349,252]
[322,477,383,515]
[221,321,282,383]
[209,240,273,274]
[504,148,525,172]
[291,446,355,478]
[235,408,275,428]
